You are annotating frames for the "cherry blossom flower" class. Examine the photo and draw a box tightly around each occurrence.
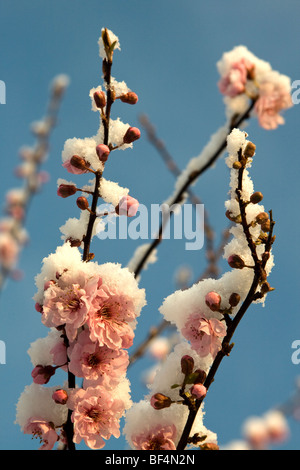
[68,329,129,388]
[68,386,125,449]
[218,58,254,98]
[41,275,99,342]
[255,81,293,130]
[181,313,227,359]
[23,417,58,450]
[87,284,136,349]
[132,424,177,450]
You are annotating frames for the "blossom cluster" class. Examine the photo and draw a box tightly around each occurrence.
[0,75,69,291]
[16,29,146,450]
[123,128,274,449]
[217,45,293,129]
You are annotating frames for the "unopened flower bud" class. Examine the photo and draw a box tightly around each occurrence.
[250,192,264,204]
[194,368,207,384]
[229,292,241,307]
[66,237,82,247]
[190,383,207,400]
[35,302,43,313]
[93,91,106,109]
[120,92,138,105]
[115,195,139,217]
[123,127,141,144]
[31,365,56,384]
[205,291,221,312]
[76,196,89,211]
[256,212,269,224]
[233,161,242,169]
[52,389,68,405]
[261,219,271,232]
[243,142,256,159]
[228,254,245,269]
[150,393,172,410]
[181,355,194,376]
[200,442,220,451]
[57,184,77,198]
[96,144,110,162]
[70,155,90,171]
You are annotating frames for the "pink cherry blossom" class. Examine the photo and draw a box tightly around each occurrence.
[0,233,19,270]
[68,386,125,449]
[181,312,227,359]
[50,339,68,372]
[115,195,139,217]
[41,275,99,342]
[87,285,136,349]
[132,424,177,450]
[68,329,129,388]
[23,417,58,450]
[255,81,293,130]
[218,58,254,97]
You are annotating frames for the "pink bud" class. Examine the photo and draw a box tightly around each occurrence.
[35,302,43,313]
[205,291,221,312]
[120,92,138,105]
[228,254,245,269]
[93,91,106,109]
[31,365,56,384]
[123,127,141,144]
[96,144,110,162]
[57,184,77,198]
[52,389,68,405]
[76,196,89,211]
[150,393,172,410]
[190,383,207,400]
[115,195,139,217]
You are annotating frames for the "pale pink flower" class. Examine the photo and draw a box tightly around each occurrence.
[132,424,177,450]
[182,313,227,358]
[23,417,58,450]
[68,386,125,449]
[218,58,254,97]
[41,275,99,342]
[87,285,136,349]
[255,81,293,130]
[68,329,129,388]
[50,340,68,372]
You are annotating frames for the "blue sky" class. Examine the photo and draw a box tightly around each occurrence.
[0,0,299,450]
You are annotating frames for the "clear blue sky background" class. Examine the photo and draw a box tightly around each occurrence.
[0,0,299,450]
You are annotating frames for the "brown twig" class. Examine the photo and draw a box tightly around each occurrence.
[176,140,275,450]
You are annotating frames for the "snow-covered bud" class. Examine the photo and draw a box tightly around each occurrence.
[31,365,56,384]
[123,126,141,144]
[70,155,90,172]
[119,92,139,105]
[243,142,256,159]
[250,192,264,204]
[181,355,194,376]
[205,291,221,312]
[228,254,245,269]
[57,184,77,198]
[115,195,139,217]
[190,383,207,400]
[96,144,110,162]
[93,91,106,109]
[150,393,172,410]
[52,389,68,405]
[229,292,241,307]
[76,196,89,211]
